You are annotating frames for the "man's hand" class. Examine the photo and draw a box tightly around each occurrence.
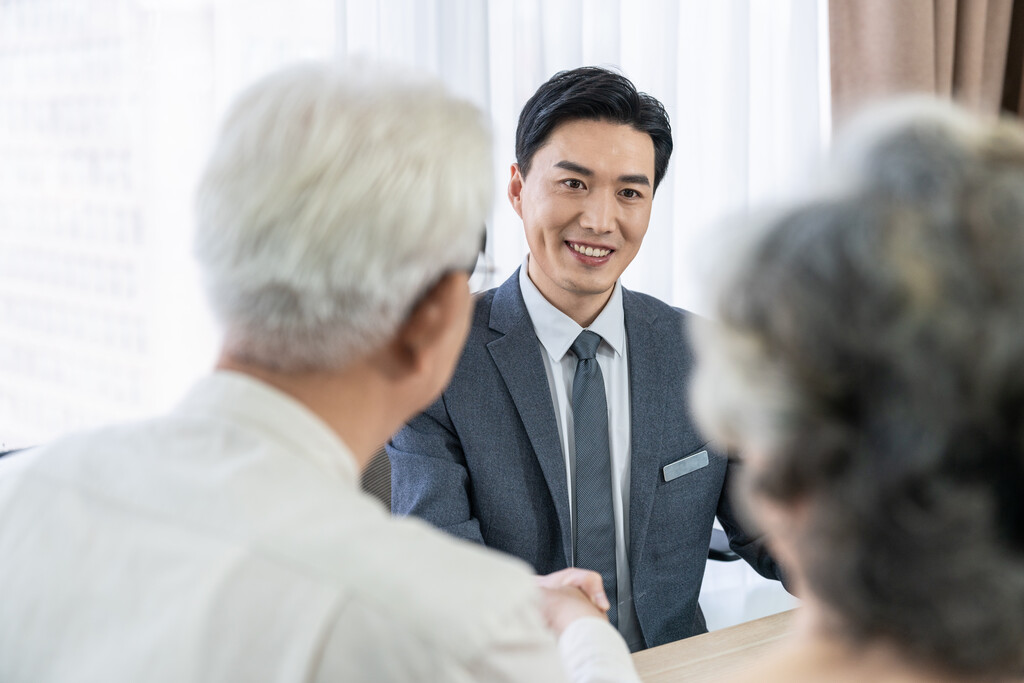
[537,585,609,636]
[537,567,611,611]
[536,568,611,636]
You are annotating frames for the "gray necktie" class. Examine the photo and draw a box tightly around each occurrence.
[570,330,617,627]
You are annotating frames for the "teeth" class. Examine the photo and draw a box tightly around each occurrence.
[571,243,610,258]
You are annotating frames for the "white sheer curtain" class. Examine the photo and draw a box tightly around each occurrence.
[0,0,828,448]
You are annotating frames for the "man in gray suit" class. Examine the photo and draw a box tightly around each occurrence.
[389,67,783,652]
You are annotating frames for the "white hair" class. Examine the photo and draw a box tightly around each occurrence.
[194,61,492,371]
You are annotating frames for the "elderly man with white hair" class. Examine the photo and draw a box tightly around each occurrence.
[0,63,638,682]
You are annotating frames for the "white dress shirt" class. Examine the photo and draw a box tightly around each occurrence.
[520,258,644,651]
[0,371,637,683]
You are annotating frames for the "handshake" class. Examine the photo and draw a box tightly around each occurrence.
[536,568,614,636]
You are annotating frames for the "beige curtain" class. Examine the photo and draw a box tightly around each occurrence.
[830,0,1024,124]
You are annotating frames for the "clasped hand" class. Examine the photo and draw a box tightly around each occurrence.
[535,567,612,636]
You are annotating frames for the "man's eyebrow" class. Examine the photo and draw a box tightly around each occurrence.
[618,173,651,186]
[554,160,593,175]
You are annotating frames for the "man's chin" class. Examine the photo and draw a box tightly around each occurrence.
[561,279,618,299]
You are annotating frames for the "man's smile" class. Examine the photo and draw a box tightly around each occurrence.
[566,240,614,262]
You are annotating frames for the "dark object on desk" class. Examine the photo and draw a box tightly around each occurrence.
[362,447,742,563]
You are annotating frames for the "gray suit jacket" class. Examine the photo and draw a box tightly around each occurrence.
[389,270,781,648]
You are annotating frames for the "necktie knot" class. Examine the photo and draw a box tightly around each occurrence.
[571,330,602,361]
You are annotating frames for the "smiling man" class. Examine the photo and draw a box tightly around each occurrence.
[389,67,783,652]
[511,117,652,326]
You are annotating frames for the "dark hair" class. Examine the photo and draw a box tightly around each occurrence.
[515,66,673,192]
[693,101,1024,678]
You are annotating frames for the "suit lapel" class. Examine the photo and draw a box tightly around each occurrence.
[486,271,572,564]
[624,289,672,571]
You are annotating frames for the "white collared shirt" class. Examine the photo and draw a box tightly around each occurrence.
[520,258,644,651]
[0,371,637,682]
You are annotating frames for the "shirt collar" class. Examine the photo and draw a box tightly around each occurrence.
[519,254,626,362]
[172,371,360,485]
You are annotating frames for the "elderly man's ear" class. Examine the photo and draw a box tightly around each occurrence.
[376,272,472,382]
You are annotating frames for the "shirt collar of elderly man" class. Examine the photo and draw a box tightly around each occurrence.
[213,246,476,467]
[691,99,1024,682]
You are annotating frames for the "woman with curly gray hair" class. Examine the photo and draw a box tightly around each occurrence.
[691,100,1024,682]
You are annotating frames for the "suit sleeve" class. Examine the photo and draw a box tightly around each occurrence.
[715,457,792,590]
[387,392,486,545]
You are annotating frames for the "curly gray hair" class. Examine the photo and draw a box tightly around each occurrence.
[692,100,1024,677]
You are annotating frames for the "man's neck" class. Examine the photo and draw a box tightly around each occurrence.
[526,257,614,328]
[215,354,394,471]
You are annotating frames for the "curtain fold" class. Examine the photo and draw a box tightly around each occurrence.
[829,0,1023,124]
[1004,1,1024,111]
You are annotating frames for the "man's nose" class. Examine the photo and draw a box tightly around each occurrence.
[579,191,616,233]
